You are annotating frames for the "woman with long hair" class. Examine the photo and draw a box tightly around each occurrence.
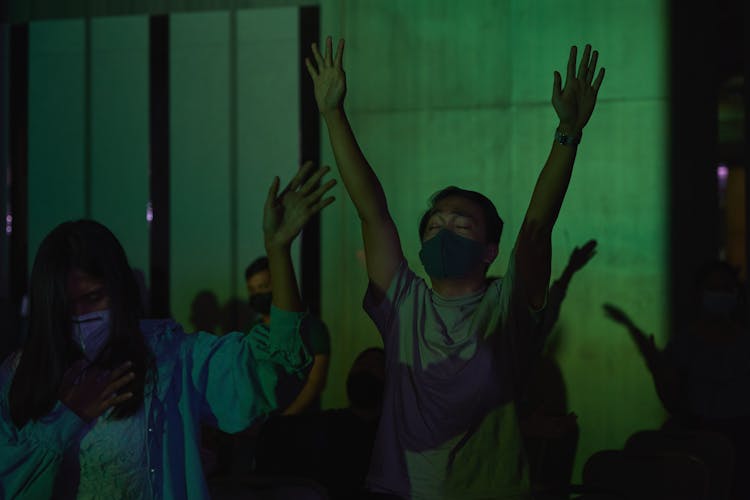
[0,163,336,499]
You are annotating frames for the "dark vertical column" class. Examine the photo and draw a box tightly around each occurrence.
[0,24,11,357]
[745,16,749,325]
[298,6,321,315]
[83,17,91,217]
[668,1,720,337]
[149,15,170,318]
[228,9,239,324]
[8,24,28,349]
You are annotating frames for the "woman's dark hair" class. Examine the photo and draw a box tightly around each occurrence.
[418,186,504,244]
[9,220,154,428]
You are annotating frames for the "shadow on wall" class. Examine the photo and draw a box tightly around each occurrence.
[190,290,253,335]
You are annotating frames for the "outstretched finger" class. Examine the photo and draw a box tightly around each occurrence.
[586,50,599,85]
[311,42,324,69]
[565,46,577,87]
[300,165,331,195]
[309,195,336,215]
[324,36,333,66]
[307,178,337,204]
[266,176,281,209]
[552,71,562,99]
[334,38,345,68]
[304,57,318,80]
[592,67,605,93]
[290,161,316,191]
[577,44,591,80]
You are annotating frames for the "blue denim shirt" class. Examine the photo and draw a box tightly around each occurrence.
[0,306,311,499]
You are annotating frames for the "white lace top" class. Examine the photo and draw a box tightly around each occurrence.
[57,404,151,499]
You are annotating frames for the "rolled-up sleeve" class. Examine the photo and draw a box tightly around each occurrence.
[183,306,311,433]
[0,355,87,499]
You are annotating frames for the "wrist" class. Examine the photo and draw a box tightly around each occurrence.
[264,236,292,253]
[322,106,345,121]
[555,124,582,146]
[557,122,581,136]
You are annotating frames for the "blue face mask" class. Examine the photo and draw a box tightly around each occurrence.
[701,291,738,317]
[71,309,111,360]
[419,229,486,279]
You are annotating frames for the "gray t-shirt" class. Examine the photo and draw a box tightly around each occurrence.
[363,252,545,500]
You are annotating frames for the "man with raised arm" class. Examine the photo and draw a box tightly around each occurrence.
[307,37,604,500]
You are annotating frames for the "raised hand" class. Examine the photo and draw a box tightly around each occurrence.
[263,161,336,249]
[566,239,598,274]
[58,360,135,422]
[552,44,605,133]
[305,36,346,114]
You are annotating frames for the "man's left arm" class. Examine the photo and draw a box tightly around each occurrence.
[516,44,605,309]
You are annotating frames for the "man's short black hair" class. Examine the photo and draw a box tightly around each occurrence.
[418,186,504,244]
[245,256,269,281]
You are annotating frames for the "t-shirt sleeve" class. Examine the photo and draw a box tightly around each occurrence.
[0,353,88,500]
[362,259,417,341]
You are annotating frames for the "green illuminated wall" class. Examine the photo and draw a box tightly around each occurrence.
[169,8,301,332]
[317,0,670,481]
[28,17,150,282]
[27,8,301,332]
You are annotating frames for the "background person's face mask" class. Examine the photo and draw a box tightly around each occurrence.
[419,229,486,279]
[71,309,111,360]
[249,292,273,315]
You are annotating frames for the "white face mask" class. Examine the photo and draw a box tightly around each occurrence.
[71,309,111,360]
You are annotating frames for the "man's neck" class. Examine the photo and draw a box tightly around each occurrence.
[430,273,487,298]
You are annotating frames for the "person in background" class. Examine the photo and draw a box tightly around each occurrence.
[245,249,331,416]
[604,259,749,500]
[0,163,336,499]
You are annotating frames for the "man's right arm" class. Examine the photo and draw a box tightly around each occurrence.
[306,36,403,299]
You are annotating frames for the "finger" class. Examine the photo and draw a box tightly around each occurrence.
[577,44,591,80]
[100,391,134,412]
[62,359,89,386]
[102,370,135,396]
[300,165,331,195]
[552,71,562,99]
[586,50,599,85]
[311,42,324,69]
[289,161,316,192]
[266,176,281,208]
[304,57,318,80]
[592,67,605,93]
[325,36,333,66]
[334,38,345,68]
[309,195,336,214]
[565,46,577,86]
[107,360,133,383]
[307,178,337,203]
